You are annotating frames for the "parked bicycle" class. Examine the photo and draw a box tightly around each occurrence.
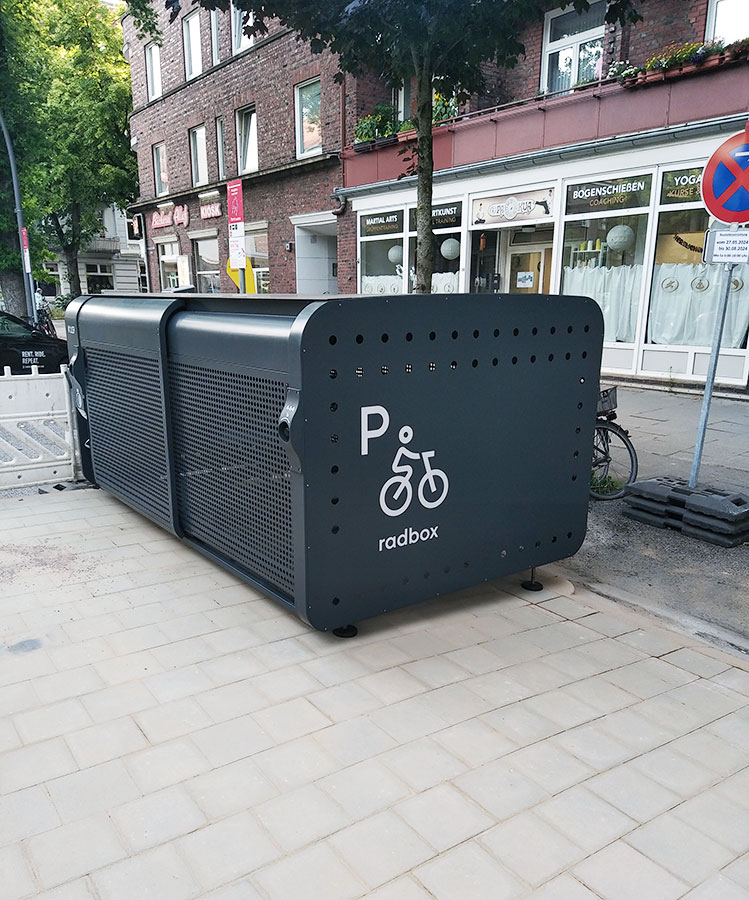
[34,294,58,339]
[590,386,638,500]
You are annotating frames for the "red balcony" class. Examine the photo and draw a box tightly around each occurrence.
[342,61,749,189]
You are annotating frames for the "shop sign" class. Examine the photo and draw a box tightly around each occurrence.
[471,189,554,226]
[152,209,173,228]
[661,169,702,205]
[566,175,652,214]
[200,202,222,219]
[408,202,462,231]
[360,210,403,237]
[174,205,190,227]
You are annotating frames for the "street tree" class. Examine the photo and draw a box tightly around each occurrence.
[128,0,645,293]
[0,0,137,313]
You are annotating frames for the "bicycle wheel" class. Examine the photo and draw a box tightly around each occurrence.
[590,421,638,500]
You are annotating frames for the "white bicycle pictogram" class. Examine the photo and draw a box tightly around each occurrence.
[379,426,449,517]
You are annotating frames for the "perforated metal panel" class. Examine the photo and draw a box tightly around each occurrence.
[168,362,294,595]
[84,347,172,528]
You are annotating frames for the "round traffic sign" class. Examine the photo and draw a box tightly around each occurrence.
[702,125,749,224]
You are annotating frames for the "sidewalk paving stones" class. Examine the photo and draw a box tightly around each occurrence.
[2,488,749,898]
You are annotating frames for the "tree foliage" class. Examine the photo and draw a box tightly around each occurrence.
[127,0,646,292]
[0,0,137,313]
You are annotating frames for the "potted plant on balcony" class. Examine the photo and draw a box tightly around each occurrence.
[353,115,377,152]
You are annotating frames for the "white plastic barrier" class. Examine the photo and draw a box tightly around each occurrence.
[0,365,79,488]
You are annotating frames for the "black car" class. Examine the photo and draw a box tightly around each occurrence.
[0,309,68,374]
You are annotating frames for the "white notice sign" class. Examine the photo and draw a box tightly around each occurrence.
[704,229,749,264]
[228,221,246,269]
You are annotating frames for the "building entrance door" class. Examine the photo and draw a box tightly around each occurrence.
[507,245,553,294]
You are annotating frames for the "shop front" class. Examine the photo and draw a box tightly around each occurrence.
[352,137,749,387]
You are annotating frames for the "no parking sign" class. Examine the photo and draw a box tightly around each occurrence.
[701,123,749,225]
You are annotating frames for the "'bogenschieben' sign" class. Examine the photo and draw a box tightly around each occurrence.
[566,175,652,214]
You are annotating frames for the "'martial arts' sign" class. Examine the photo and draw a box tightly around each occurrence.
[471,189,554,226]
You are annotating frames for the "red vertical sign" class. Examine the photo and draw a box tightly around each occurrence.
[20,226,31,273]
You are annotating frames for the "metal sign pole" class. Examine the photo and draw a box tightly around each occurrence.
[0,109,35,321]
[688,260,734,488]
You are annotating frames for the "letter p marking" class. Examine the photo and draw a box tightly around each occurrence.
[361,405,389,455]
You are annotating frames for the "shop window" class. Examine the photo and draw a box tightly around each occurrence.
[541,1,606,92]
[361,240,405,294]
[153,142,169,196]
[295,78,322,159]
[236,106,258,174]
[216,117,226,180]
[189,125,208,186]
[192,236,221,293]
[470,231,500,293]
[561,214,648,343]
[158,241,180,289]
[85,263,114,294]
[232,2,253,54]
[145,43,162,101]
[245,228,270,292]
[183,12,202,80]
[706,0,749,43]
[647,208,749,349]
[210,9,220,65]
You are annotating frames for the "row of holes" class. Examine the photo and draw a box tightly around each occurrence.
[328,533,576,605]
[329,324,591,346]
[329,351,589,378]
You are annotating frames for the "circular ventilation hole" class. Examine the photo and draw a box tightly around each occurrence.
[406,332,414,342]
[381,366,389,375]
[492,357,498,366]
[472,359,478,368]
[330,402,338,412]
[512,356,518,365]
[575,426,581,434]
[577,402,583,409]
[332,597,340,606]
[552,535,557,543]
[450,360,458,369]
[452,330,459,339]
[573,450,579,459]
[329,335,337,345]
[582,351,588,359]
[565,353,571,360]
[535,540,541,548]
[500,549,507,558]
[331,525,340,534]
[473,329,480,338]
[568,325,573,333]
[493,328,500,337]
[550,326,556,335]
[429,331,437,341]
[381,333,389,343]
[579,377,585,384]
[548,354,554,362]
[330,434,339,443]
[572,475,577,481]
[567,531,573,539]
[584,325,590,333]
[530,355,536,364]
[532,327,538,336]
[331,465,339,474]
[331,497,340,505]
[329,369,337,379]
[356,334,364,344]
[513,328,519,336]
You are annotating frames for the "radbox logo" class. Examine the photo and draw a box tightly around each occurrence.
[361,405,450,518]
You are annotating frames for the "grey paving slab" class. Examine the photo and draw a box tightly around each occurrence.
[1,489,749,899]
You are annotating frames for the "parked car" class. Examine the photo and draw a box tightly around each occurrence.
[0,309,68,374]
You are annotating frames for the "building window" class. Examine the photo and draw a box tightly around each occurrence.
[85,263,114,294]
[210,9,220,65]
[394,82,411,122]
[232,2,253,54]
[145,42,162,100]
[193,237,221,292]
[706,0,749,43]
[295,78,322,159]
[138,260,149,292]
[245,228,269,292]
[216,117,226,180]
[158,241,180,289]
[183,12,202,80]
[189,125,208,186]
[541,1,606,93]
[236,106,258,174]
[153,142,169,196]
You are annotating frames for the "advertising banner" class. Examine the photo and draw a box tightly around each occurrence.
[471,189,554,226]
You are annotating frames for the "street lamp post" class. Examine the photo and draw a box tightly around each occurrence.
[0,108,36,321]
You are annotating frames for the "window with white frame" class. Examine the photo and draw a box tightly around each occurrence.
[236,106,258,174]
[706,0,749,43]
[541,0,606,93]
[232,2,253,54]
[210,9,220,65]
[145,42,162,100]
[216,117,226,180]
[157,240,180,290]
[189,125,208,186]
[394,82,411,122]
[153,142,169,195]
[295,78,322,158]
[85,263,114,294]
[183,11,202,80]
[245,228,270,293]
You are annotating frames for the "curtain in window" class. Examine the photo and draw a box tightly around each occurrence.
[563,265,642,343]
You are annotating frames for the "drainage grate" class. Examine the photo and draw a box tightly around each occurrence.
[85,348,172,527]
[168,362,294,595]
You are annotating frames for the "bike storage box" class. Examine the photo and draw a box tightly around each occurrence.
[66,293,603,631]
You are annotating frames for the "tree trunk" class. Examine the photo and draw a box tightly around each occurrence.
[413,63,434,294]
[0,268,28,319]
[63,246,82,298]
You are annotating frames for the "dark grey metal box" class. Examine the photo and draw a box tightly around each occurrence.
[66,293,602,631]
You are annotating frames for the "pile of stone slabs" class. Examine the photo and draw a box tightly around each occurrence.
[622,475,749,547]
